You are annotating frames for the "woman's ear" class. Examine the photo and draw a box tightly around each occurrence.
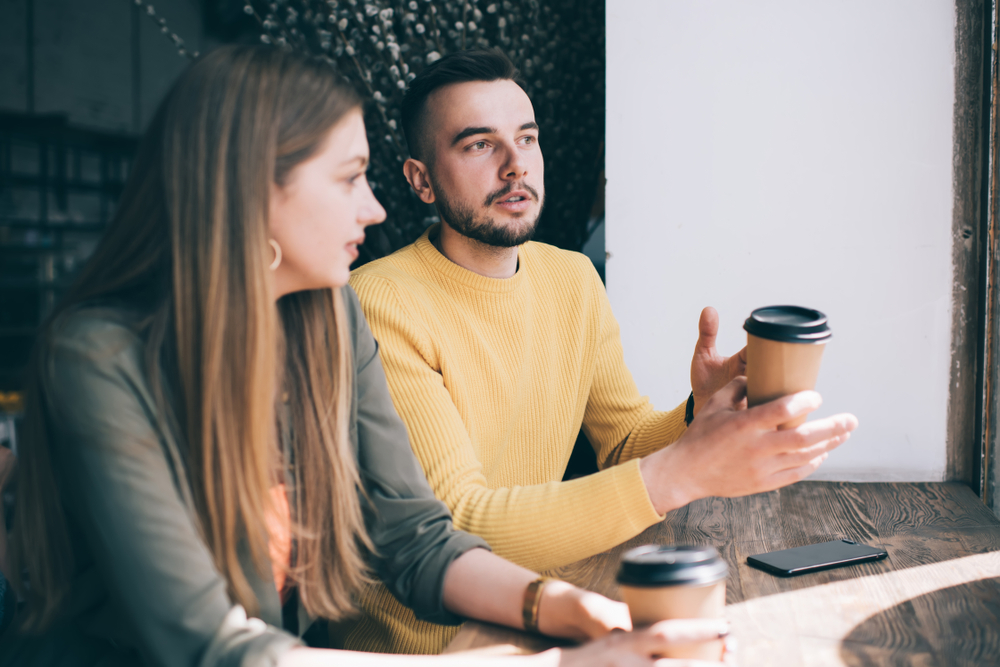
[268,180,285,233]
[403,158,436,205]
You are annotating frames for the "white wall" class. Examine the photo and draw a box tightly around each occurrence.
[606,1,956,481]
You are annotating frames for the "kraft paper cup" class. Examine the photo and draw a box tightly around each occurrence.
[617,545,728,661]
[743,305,832,430]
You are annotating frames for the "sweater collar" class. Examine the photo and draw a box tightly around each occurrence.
[414,224,527,294]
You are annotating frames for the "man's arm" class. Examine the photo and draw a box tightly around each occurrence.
[350,275,664,573]
[578,269,689,469]
[560,268,857,516]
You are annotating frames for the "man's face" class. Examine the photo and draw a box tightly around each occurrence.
[422,80,544,247]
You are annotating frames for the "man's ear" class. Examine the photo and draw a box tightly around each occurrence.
[403,158,436,205]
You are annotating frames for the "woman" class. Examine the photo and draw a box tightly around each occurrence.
[0,46,728,666]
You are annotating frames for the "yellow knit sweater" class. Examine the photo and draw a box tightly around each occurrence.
[341,226,687,654]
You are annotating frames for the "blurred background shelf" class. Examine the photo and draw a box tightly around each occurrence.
[0,110,137,393]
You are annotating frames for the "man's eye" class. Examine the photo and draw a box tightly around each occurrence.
[470,141,487,150]
[522,136,536,145]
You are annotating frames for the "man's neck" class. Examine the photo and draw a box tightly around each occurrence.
[433,222,520,279]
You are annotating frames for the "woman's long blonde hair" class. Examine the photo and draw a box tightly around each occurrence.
[10,45,373,630]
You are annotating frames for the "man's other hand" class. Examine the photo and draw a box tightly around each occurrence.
[690,306,747,418]
[640,377,858,514]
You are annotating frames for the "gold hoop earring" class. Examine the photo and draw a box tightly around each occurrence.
[269,239,282,271]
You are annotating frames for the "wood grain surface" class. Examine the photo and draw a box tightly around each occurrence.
[443,482,1000,666]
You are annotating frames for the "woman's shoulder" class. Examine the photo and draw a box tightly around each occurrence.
[37,305,163,457]
[340,285,372,346]
[44,304,148,377]
[341,284,364,330]
[51,304,142,342]
[340,285,377,369]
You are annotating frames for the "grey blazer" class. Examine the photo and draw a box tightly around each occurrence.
[0,286,487,667]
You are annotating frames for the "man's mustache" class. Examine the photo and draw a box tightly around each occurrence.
[484,182,541,207]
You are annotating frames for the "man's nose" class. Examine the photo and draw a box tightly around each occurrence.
[500,145,528,180]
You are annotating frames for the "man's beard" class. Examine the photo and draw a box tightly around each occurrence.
[433,181,545,248]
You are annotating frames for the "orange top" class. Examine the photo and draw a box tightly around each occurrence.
[265,484,292,601]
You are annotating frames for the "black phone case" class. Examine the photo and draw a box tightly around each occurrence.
[746,539,888,577]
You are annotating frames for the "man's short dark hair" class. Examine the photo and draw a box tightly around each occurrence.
[401,48,524,163]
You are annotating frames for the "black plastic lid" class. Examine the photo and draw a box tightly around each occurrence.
[743,305,832,344]
[616,545,728,587]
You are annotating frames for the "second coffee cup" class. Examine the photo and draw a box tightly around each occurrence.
[616,544,728,661]
[743,305,832,430]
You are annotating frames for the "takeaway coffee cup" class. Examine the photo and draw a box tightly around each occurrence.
[617,545,728,660]
[743,305,832,430]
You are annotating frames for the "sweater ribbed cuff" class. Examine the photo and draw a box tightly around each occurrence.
[612,457,667,524]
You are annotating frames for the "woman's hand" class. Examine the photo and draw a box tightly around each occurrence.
[536,580,631,641]
[440,550,736,664]
[442,550,632,640]
[548,619,734,667]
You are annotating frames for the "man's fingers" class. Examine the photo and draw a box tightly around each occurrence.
[725,348,748,386]
[747,390,822,430]
[764,413,859,455]
[727,346,748,378]
[795,413,859,439]
[737,346,747,365]
[774,433,850,469]
[703,376,748,413]
[766,452,830,488]
[696,307,719,351]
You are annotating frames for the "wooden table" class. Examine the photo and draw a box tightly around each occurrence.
[444,482,1000,666]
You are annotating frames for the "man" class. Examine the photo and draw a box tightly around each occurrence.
[345,49,857,653]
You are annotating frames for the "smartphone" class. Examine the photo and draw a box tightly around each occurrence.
[746,539,888,577]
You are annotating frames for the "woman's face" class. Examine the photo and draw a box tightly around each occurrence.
[268,109,386,297]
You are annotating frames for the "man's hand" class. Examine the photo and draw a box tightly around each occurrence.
[641,377,858,514]
[690,307,747,418]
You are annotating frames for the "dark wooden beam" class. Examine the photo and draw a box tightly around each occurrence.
[984,0,1000,510]
[948,0,990,489]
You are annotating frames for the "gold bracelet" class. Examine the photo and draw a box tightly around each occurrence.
[522,576,553,634]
